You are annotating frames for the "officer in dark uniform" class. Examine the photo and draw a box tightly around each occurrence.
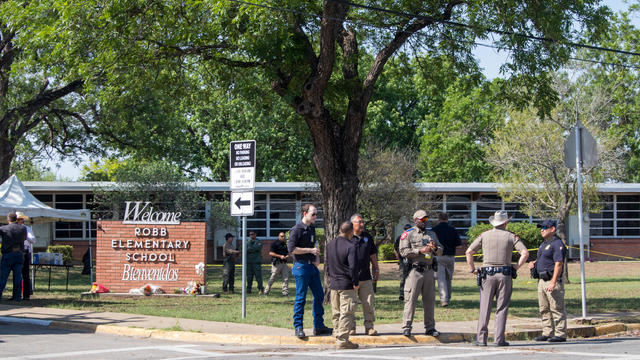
[222,233,240,294]
[529,219,567,342]
[0,212,27,301]
[394,223,412,301]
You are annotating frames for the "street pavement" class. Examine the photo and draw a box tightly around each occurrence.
[0,304,639,348]
[1,321,639,360]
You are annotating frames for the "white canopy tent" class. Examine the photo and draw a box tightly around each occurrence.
[0,175,93,285]
[0,175,90,223]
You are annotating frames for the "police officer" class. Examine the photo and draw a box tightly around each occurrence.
[222,233,239,294]
[349,213,379,336]
[394,223,412,301]
[265,231,290,296]
[432,212,461,307]
[288,203,332,338]
[246,231,264,294]
[466,210,529,347]
[399,210,443,337]
[529,220,567,342]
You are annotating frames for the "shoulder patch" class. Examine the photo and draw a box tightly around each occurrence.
[400,228,413,240]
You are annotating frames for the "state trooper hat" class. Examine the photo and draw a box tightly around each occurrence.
[538,220,557,229]
[224,233,235,239]
[413,210,428,220]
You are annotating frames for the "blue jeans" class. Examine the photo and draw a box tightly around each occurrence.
[0,251,24,300]
[292,262,325,329]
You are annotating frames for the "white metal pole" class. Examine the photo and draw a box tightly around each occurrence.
[88,216,93,285]
[576,123,587,319]
[241,216,247,318]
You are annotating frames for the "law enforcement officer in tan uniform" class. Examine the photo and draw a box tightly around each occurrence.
[399,210,443,337]
[466,210,529,346]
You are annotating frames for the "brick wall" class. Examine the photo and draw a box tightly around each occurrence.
[589,238,640,261]
[96,220,206,293]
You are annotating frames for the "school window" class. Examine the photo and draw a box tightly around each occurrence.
[245,194,299,239]
[444,194,472,237]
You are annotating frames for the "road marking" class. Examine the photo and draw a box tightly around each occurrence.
[1,344,206,359]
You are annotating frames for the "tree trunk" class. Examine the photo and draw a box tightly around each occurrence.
[0,133,15,182]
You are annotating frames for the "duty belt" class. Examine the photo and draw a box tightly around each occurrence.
[481,266,513,276]
[411,263,434,273]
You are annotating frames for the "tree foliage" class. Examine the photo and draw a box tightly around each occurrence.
[488,71,625,240]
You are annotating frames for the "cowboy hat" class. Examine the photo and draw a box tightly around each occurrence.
[489,210,510,227]
[16,212,29,221]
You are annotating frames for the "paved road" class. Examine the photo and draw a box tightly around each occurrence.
[2,321,639,360]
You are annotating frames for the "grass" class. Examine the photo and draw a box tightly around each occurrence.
[6,261,640,330]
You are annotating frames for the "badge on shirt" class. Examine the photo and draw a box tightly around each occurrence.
[363,237,369,243]
[545,244,551,250]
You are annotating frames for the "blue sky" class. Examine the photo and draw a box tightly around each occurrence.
[45,0,636,181]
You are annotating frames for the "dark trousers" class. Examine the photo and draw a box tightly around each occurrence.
[246,262,263,292]
[292,262,325,329]
[399,261,408,297]
[0,251,24,300]
[222,260,235,292]
[22,251,32,299]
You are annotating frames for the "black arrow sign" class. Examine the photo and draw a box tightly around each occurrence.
[235,197,250,209]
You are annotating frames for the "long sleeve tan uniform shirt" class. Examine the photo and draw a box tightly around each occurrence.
[399,226,443,266]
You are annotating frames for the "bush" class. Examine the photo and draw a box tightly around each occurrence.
[47,245,74,265]
[378,243,396,261]
[466,222,543,260]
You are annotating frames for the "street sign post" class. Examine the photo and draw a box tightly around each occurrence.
[229,140,256,190]
[564,120,597,319]
[229,140,256,319]
[230,191,254,217]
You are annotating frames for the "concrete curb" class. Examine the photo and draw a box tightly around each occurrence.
[2,315,638,347]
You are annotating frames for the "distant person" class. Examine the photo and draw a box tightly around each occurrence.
[399,210,443,337]
[0,212,27,301]
[288,203,332,338]
[264,231,290,296]
[222,233,240,294]
[246,231,264,294]
[326,221,359,349]
[16,212,36,300]
[529,220,567,343]
[466,210,529,347]
[349,213,379,336]
[394,223,412,300]
[432,212,461,307]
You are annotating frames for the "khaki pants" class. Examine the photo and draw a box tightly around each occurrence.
[477,273,512,344]
[330,289,357,345]
[436,255,455,303]
[402,268,436,331]
[265,262,289,295]
[538,278,567,338]
[351,279,375,331]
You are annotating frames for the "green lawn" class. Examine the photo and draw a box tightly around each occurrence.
[7,262,640,330]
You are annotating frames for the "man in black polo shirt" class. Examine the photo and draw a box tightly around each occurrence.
[0,212,27,301]
[432,212,461,307]
[326,221,359,349]
[288,203,332,338]
[265,231,290,296]
[529,219,567,343]
[349,213,379,336]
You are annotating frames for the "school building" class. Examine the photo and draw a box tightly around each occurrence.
[22,181,640,263]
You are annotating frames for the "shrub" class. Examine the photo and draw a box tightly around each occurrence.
[466,222,543,260]
[47,245,74,265]
[378,243,396,261]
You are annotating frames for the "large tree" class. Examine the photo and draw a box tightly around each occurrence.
[13,0,611,241]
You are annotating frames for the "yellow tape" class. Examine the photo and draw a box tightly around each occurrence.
[567,245,640,261]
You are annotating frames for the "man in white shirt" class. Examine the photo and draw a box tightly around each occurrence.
[16,212,36,300]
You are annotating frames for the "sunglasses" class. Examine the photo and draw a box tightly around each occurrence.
[540,226,553,230]
[309,213,318,216]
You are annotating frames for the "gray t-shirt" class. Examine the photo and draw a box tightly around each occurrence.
[468,228,527,267]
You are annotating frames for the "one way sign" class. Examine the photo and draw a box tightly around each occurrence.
[230,191,254,216]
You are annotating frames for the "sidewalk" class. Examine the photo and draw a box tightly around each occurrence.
[0,304,638,347]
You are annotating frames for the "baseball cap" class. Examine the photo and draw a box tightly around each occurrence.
[413,210,428,220]
[538,220,557,229]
